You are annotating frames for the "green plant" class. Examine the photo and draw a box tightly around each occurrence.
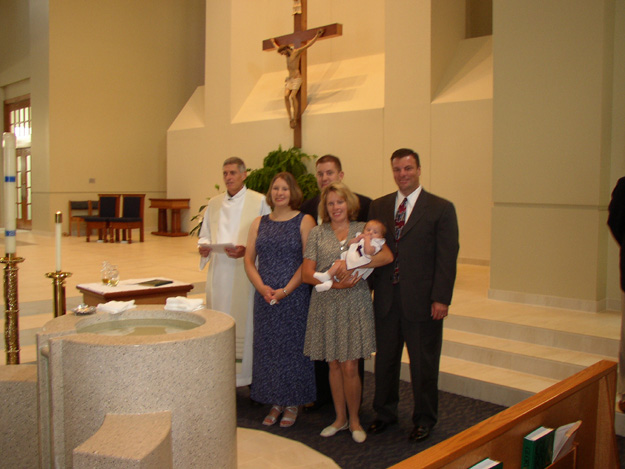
[245,146,319,200]
[189,184,220,237]
[190,147,319,236]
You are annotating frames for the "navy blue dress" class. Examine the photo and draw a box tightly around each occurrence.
[250,212,316,406]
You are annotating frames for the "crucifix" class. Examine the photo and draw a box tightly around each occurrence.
[263,0,342,148]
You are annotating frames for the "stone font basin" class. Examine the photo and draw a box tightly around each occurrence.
[37,305,236,468]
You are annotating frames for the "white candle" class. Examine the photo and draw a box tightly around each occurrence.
[3,133,17,254]
[55,212,62,271]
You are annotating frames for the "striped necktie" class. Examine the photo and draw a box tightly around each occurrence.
[393,198,408,283]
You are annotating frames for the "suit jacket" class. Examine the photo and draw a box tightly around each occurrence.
[301,193,372,223]
[368,190,459,321]
[608,177,625,291]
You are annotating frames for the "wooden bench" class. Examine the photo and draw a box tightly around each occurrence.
[391,360,619,469]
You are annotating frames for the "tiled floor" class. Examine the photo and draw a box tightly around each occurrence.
[237,428,339,468]
[7,230,207,304]
[2,229,622,465]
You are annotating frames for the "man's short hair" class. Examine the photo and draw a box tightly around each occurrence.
[318,182,360,223]
[316,154,342,172]
[223,157,246,173]
[390,148,420,167]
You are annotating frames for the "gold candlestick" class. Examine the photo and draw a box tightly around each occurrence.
[45,271,72,318]
[2,253,25,365]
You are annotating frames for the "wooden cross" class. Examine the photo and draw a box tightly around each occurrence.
[263,0,342,148]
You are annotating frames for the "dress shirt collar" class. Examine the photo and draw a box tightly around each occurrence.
[395,185,422,215]
[227,185,247,201]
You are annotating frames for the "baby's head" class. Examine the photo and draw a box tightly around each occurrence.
[364,220,386,238]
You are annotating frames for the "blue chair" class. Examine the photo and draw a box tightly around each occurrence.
[84,194,120,242]
[109,194,145,243]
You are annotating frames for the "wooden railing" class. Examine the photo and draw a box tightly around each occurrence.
[391,360,619,469]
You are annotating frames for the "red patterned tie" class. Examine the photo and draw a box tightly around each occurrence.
[393,198,407,283]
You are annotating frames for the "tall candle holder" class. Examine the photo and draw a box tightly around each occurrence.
[2,253,25,365]
[45,271,72,318]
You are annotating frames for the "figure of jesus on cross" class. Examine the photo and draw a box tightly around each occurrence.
[272,29,323,129]
[263,0,342,147]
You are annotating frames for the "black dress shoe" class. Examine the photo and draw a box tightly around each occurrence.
[409,425,430,442]
[367,419,392,434]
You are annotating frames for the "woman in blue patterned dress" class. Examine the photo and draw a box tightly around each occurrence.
[244,172,316,428]
[302,182,393,442]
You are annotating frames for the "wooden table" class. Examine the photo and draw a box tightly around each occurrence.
[77,279,194,306]
[149,198,190,237]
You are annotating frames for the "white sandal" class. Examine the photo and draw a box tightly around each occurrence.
[279,406,299,428]
[262,405,283,426]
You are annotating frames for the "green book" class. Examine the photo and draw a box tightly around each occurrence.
[468,457,503,468]
[521,426,554,469]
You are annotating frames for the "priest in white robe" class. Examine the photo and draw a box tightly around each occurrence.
[199,157,270,387]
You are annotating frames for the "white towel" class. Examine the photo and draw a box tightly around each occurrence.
[164,296,204,312]
[96,300,136,315]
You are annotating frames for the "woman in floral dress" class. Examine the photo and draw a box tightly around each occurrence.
[302,182,393,442]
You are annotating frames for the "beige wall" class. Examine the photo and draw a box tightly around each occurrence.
[0,0,30,88]
[46,0,204,231]
[431,0,466,98]
[30,0,51,231]
[490,0,623,310]
[431,4,493,264]
[383,1,432,196]
[432,99,493,264]
[2,0,205,233]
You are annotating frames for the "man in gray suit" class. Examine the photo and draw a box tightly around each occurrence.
[367,148,459,442]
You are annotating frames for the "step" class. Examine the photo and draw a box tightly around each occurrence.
[443,329,612,381]
[363,349,558,406]
[446,314,619,357]
[438,356,558,406]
